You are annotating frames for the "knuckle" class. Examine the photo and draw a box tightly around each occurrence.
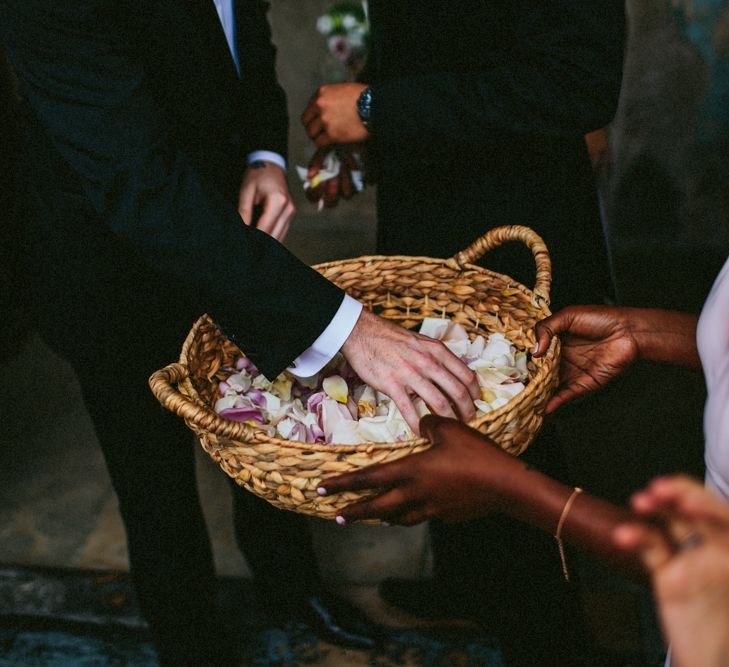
[452,384,470,402]
[409,349,433,370]
[428,395,451,414]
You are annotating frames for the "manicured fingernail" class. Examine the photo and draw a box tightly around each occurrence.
[316,486,327,496]
[335,515,346,526]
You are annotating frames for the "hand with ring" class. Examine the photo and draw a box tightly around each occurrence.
[613,475,729,667]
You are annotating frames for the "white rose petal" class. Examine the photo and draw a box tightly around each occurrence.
[418,317,450,340]
[226,372,251,393]
[214,395,238,412]
[252,375,272,391]
[331,420,364,445]
[468,335,486,358]
[277,417,296,440]
[262,391,281,416]
[321,397,354,441]
[444,339,470,357]
[356,416,393,442]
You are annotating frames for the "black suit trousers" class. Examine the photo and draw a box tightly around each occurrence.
[23,166,321,667]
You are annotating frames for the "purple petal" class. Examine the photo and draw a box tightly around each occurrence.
[247,388,266,407]
[305,424,326,443]
[219,407,264,423]
[310,425,326,442]
[307,391,326,414]
[218,381,230,396]
[235,356,260,376]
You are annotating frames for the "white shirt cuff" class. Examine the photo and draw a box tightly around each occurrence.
[287,295,363,379]
[247,151,287,171]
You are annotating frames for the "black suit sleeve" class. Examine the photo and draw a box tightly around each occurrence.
[371,1,626,144]
[0,1,343,379]
[236,0,289,160]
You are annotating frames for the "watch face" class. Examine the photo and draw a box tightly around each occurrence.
[357,87,372,126]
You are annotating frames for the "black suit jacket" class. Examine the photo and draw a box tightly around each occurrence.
[364,0,626,308]
[0,0,343,378]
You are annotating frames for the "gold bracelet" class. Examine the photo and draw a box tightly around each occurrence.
[555,486,583,582]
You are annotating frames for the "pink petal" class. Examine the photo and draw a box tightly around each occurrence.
[219,407,264,423]
[307,391,326,413]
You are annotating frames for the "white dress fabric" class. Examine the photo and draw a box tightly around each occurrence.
[662,256,729,667]
[697,255,729,500]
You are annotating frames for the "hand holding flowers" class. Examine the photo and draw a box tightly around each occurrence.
[300,2,371,208]
[296,145,364,210]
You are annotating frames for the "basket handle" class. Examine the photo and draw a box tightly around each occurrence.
[452,225,552,307]
[148,363,256,441]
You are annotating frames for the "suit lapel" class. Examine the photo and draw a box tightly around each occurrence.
[182,0,241,86]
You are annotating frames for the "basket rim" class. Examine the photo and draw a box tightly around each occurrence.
[313,253,526,288]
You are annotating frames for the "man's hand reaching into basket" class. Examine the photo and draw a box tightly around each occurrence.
[340,309,479,434]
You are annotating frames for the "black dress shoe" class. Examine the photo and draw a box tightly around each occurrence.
[267,591,386,651]
[379,577,475,620]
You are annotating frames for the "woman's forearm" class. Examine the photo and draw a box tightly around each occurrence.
[627,308,700,369]
[495,458,646,580]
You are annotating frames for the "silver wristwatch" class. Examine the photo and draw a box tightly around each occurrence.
[356,86,373,130]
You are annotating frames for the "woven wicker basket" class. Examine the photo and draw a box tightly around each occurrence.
[149,225,560,521]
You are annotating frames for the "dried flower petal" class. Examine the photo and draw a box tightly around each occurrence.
[218,406,264,423]
[323,375,349,403]
[214,395,238,412]
[272,376,293,402]
[216,322,528,445]
[320,397,355,442]
[357,385,377,418]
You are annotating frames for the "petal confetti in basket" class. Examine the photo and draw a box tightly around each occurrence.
[149,225,560,521]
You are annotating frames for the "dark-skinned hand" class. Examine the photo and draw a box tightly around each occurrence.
[533,305,640,413]
[317,415,521,526]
